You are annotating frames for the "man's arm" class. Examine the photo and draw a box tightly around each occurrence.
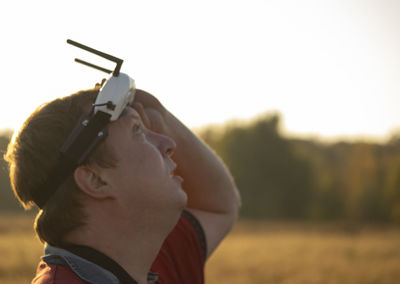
[133,90,241,258]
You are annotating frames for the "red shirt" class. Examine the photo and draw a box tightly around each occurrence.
[32,211,206,284]
[151,210,206,283]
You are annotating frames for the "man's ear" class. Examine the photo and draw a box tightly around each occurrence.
[73,165,115,199]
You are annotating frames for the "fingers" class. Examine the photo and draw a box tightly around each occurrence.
[132,102,151,128]
[134,89,165,113]
[131,89,169,134]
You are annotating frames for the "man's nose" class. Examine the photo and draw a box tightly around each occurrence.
[152,132,176,157]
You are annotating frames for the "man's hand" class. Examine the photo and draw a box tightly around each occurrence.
[131,89,171,136]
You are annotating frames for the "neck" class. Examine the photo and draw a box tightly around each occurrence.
[64,203,181,284]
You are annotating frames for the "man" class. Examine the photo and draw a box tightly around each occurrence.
[4,84,241,283]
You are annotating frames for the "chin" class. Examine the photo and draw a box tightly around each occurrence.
[178,188,188,208]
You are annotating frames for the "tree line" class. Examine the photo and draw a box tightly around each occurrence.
[1,115,400,223]
[198,113,400,223]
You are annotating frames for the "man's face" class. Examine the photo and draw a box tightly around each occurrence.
[99,106,187,216]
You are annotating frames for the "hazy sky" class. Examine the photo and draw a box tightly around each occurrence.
[1,0,399,142]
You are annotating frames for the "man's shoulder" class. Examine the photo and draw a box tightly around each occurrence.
[150,210,206,283]
[159,210,207,261]
[32,261,86,284]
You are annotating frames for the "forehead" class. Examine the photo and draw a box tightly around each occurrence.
[117,106,140,122]
[105,106,141,135]
[104,106,140,147]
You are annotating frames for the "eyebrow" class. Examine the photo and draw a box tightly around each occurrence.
[119,107,140,120]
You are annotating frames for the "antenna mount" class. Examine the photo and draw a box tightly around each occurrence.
[67,39,123,76]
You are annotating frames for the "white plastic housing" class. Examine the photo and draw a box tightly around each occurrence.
[94,73,136,121]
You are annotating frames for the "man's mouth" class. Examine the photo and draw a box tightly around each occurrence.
[169,163,177,177]
[169,164,184,183]
[172,174,183,181]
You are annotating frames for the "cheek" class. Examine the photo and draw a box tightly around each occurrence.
[136,145,165,173]
[123,148,166,183]
[108,136,167,187]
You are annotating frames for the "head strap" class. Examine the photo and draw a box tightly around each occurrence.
[33,40,135,208]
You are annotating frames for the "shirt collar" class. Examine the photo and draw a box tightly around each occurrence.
[43,244,158,284]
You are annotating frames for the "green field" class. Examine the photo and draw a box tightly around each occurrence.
[1,215,400,284]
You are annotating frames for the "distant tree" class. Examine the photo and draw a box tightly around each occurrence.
[289,140,345,220]
[201,114,313,220]
[199,112,400,224]
[382,137,400,224]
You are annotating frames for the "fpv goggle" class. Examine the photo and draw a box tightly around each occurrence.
[34,40,135,209]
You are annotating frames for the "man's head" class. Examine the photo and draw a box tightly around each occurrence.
[83,106,187,221]
[4,88,187,246]
[4,87,117,245]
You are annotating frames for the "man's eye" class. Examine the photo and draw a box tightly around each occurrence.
[133,124,143,134]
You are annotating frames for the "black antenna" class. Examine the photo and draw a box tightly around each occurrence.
[67,39,123,76]
[74,59,112,74]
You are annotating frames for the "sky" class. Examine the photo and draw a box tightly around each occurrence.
[1,0,399,142]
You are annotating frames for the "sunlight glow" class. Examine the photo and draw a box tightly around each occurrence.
[1,0,399,142]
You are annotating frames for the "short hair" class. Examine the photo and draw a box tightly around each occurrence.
[4,87,117,246]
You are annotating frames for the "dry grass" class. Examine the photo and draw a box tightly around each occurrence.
[0,214,42,284]
[206,221,400,284]
[1,215,400,283]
